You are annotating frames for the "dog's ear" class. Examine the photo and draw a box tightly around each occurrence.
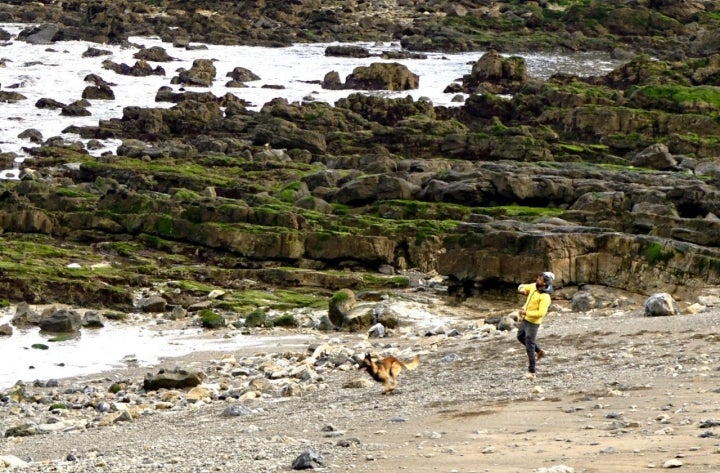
[364,352,372,360]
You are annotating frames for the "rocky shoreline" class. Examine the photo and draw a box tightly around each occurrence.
[3,2,720,305]
[2,2,720,470]
[2,289,720,472]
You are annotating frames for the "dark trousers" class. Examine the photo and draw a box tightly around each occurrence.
[517,319,541,373]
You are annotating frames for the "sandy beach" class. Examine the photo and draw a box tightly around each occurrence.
[2,292,719,472]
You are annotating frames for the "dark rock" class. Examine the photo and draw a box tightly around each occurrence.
[631,143,677,171]
[324,45,370,58]
[17,128,43,143]
[138,295,167,313]
[38,308,82,333]
[102,59,165,77]
[291,449,326,470]
[82,84,115,100]
[133,46,174,62]
[23,24,59,44]
[143,368,206,390]
[462,49,527,94]
[61,103,91,116]
[82,47,112,58]
[0,91,26,103]
[82,311,105,328]
[173,58,216,87]
[644,293,680,316]
[321,71,342,90]
[35,98,66,109]
[226,67,260,82]
[343,62,419,91]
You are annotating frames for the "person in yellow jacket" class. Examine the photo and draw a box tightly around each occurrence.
[517,271,555,380]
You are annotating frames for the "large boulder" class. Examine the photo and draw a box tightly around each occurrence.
[82,84,115,100]
[162,101,224,135]
[38,308,82,333]
[335,93,436,126]
[644,293,680,316]
[325,45,371,58]
[11,302,42,327]
[342,62,419,91]
[143,368,206,390]
[253,117,327,154]
[103,59,165,77]
[462,50,527,94]
[174,59,216,87]
[226,67,260,82]
[0,91,27,103]
[138,295,167,313]
[632,143,677,171]
[328,288,356,328]
[134,46,175,62]
[23,24,59,44]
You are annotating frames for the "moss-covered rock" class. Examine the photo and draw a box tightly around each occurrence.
[199,309,225,329]
[270,313,297,328]
[328,288,356,328]
[244,308,267,328]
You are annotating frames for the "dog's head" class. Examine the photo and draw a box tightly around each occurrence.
[359,352,373,369]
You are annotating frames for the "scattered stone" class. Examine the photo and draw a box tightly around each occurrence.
[143,368,206,390]
[0,323,12,336]
[662,458,683,468]
[291,449,326,470]
[644,293,680,316]
[538,466,575,473]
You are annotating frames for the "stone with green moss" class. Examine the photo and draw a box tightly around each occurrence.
[270,313,297,327]
[329,288,356,328]
[199,309,225,329]
[245,308,267,327]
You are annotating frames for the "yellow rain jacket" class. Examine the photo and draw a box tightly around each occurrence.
[519,283,551,324]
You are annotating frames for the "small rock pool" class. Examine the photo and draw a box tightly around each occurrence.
[0,312,309,390]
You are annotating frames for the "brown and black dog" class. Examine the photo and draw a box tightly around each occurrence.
[360,353,420,394]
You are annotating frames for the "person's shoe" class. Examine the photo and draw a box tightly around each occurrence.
[525,372,536,380]
[536,349,546,361]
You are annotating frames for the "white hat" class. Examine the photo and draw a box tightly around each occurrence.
[542,271,555,282]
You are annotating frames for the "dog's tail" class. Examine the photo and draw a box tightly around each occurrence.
[403,354,420,371]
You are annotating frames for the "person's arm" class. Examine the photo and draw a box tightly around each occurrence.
[518,283,530,317]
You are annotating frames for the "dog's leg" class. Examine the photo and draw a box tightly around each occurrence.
[381,368,392,394]
[390,365,401,390]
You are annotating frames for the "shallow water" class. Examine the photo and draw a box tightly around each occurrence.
[0,299,455,389]
[0,310,314,390]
